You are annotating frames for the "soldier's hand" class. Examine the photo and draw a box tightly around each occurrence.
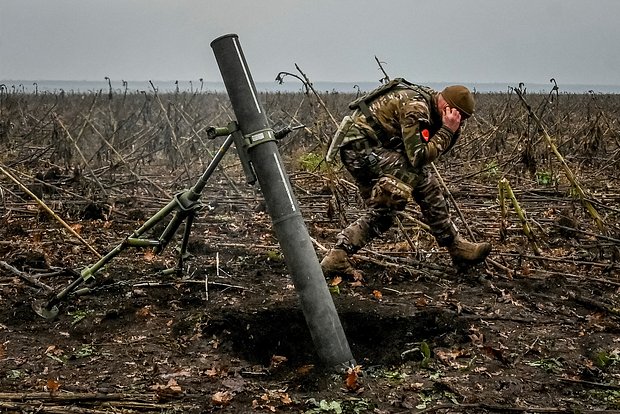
[442,107,462,133]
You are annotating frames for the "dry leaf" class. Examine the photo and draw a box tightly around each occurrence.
[252,398,276,412]
[135,306,154,318]
[297,364,314,375]
[482,345,511,364]
[151,378,183,399]
[256,389,293,410]
[280,392,292,405]
[46,378,61,393]
[44,345,63,356]
[270,355,288,369]
[416,297,428,307]
[165,378,182,393]
[351,269,364,282]
[435,348,470,368]
[205,368,219,377]
[329,276,342,286]
[345,365,362,391]
[211,390,233,406]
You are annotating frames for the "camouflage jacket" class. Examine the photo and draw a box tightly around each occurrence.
[354,86,460,168]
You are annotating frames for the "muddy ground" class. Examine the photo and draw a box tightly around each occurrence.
[1,90,620,413]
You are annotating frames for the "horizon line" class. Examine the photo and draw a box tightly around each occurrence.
[2,79,620,87]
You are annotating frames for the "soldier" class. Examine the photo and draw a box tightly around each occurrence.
[321,80,491,278]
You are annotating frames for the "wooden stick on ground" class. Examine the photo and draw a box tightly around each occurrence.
[0,261,53,291]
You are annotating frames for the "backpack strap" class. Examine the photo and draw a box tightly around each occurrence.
[355,99,387,142]
[348,78,404,110]
[349,78,432,144]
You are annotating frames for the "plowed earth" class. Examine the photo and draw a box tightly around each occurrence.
[1,91,620,413]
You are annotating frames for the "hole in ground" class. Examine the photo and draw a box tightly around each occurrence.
[203,303,469,367]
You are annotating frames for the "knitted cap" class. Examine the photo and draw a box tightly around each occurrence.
[441,85,475,117]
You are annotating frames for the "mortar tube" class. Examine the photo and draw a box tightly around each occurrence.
[210,33,355,371]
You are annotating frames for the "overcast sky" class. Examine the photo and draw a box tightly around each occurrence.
[1,0,619,87]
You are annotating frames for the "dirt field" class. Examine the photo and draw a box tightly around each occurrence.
[1,86,619,413]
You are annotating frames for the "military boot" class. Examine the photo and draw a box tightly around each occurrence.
[447,234,492,267]
[320,248,363,280]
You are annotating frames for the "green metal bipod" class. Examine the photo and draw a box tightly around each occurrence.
[32,122,248,319]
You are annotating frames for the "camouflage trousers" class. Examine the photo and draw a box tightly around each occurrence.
[335,136,458,254]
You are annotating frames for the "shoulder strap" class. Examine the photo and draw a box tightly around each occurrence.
[348,78,433,110]
[348,78,404,110]
[348,78,434,143]
[398,79,435,103]
[348,78,407,138]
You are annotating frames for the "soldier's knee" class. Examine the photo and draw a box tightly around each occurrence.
[369,175,412,210]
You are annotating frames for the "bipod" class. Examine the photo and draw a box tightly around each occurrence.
[33,122,301,319]
[33,122,253,319]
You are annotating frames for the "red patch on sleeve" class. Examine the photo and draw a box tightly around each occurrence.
[421,129,430,142]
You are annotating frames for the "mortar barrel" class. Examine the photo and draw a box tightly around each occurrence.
[210,33,355,370]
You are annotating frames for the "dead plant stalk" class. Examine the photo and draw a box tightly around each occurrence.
[499,177,542,255]
[514,88,605,232]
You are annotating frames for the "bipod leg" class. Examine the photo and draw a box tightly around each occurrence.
[157,131,237,273]
[156,130,237,254]
[166,209,197,277]
[32,270,84,319]
[32,198,179,319]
